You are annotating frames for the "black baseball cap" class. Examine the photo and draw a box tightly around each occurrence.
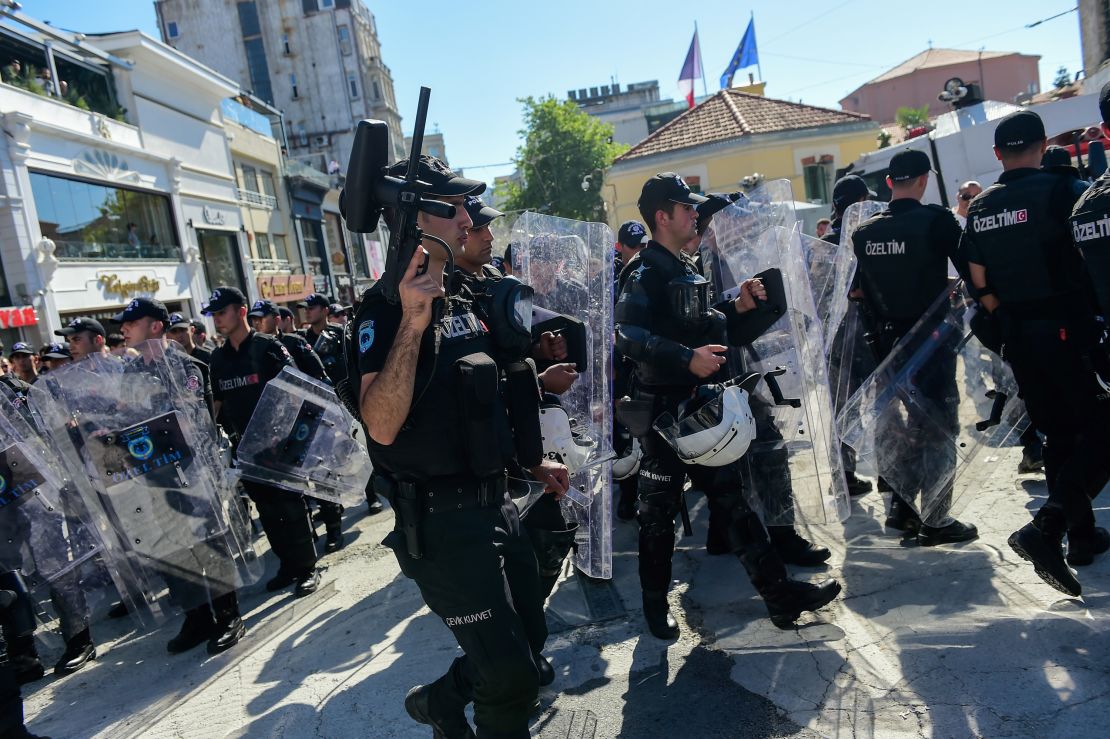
[277,306,295,320]
[1100,81,1110,124]
[42,342,71,359]
[832,175,876,210]
[328,303,350,316]
[463,196,503,229]
[695,193,744,236]
[113,296,170,323]
[297,293,330,309]
[201,286,247,315]
[8,342,33,357]
[55,317,106,338]
[190,318,207,334]
[1040,145,1072,168]
[994,110,1045,150]
[248,299,279,318]
[888,149,933,182]
[385,155,486,198]
[617,220,649,248]
[638,173,709,213]
[166,312,189,329]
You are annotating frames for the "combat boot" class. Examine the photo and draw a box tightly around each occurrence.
[1009,519,1081,597]
[6,637,44,685]
[917,519,979,547]
[769,526,831,566]
[53,629,95,676]
[642,592,679,640]
[845,471,872,497]
[1066,526,1110,567]
[324,527,345,554]
[167,606,215,654]
[208,592,245,655]
[534,651,555,687]
[404,684,475,739]
[884,494,922,535]
[294,568,321,598]
[741,546,841,629]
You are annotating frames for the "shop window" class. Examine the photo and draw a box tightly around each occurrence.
[29,171,179,261]
[197,229,246,295]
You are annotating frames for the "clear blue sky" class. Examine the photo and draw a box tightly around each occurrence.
[24,0,1084,184]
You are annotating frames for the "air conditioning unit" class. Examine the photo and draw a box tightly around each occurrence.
[312,135,329,147]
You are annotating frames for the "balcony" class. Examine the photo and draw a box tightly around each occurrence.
[284,159,332,191]
[221,98,274,138]
[237,187,278,209]
[251,258,295,273]
[55,240,182,262]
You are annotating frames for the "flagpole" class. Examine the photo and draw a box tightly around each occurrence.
[753,12,762,83]
[696,21,707,97]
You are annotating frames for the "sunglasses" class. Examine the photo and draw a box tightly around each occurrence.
[959,193,976,201]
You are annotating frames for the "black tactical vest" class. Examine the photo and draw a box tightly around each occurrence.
[1069,169,1110,314]
[852,201,950,322]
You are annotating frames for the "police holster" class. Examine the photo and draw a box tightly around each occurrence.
[382,477,424,560]
[455,353,506,478]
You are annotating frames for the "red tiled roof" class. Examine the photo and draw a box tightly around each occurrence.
[863,48,1016,86]
[616,89,872,162]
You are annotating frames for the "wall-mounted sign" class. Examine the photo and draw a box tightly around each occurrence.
[98,274,160,300]
[257,273,315,303]
[202,205,227,225]
[0,307,37,328]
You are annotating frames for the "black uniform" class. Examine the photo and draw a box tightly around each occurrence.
[1069,168,1110,316]
[615,241,837,628]
[356,282,546,738]
[304,324,346,385]
[277,332,328,382]
[210,331,317,579]
[962,168,1110,544]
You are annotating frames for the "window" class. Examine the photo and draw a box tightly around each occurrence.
[281,33,291,55]
[290,73,299,99]
[272,234,290,263]
[239,164,258,192]
[803,163,833,204]
[372,78,381,100]
[197,229,246,295]
[239,2,274,104]
[29,172,180,261]
[347,73,359,99]
[259,171,278,205]
[321,0,335,8]
[236,1,261,37]
[337,25,351,55]
[254,232,273,260]
[166,21,180,39]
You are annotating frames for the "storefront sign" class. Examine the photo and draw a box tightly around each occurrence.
[202,205,227,225]
[313,275,330,295]
[257,273,315,303]
[0,306,37,328]
[98,274,160,300]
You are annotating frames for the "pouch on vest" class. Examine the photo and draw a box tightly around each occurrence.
[615,395,656,438]
[455,352,505,477]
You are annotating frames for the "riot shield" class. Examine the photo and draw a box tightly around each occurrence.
[236,366,371,505]
[706,182,849,525]
[513,211,614,579]
[30,343,260,623]
[836,281,1029,525]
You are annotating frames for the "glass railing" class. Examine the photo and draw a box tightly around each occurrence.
[54,241,182,261]
[221,98,274,138]
[284,159,332,190]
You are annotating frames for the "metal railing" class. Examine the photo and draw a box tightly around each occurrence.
[55,240,182,261]
[250,258,294,273]
[237,187,278,209]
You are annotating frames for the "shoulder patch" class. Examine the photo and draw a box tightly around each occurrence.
[358,320,375,353]
[185,374,201,391]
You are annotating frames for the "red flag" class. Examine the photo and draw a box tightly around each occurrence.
[678,30,703,109]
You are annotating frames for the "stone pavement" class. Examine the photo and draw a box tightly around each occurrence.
[21,442,1110,738]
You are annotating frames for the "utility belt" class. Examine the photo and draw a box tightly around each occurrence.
[866,317,918,360]
[375,472,508,559]
[616,382,694,438]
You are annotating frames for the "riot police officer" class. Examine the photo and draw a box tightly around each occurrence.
[351,156,567,739]
[850,149,979,545]
[166,313,212,366]
[962,110,1110,596]
[1069,80,1110,317]
[616,172,840,639]
[205,287,321,598]
[613,221,650,520]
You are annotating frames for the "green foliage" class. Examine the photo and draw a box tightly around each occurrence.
[504,96,628,222]
[894,104,930,131]
[1053,66,1071,88]
[877,129,893,149]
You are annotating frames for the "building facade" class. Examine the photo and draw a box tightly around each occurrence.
[0,15,261,345]
[155,0,405,176]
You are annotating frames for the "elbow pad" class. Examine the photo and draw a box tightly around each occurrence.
[616,323,694,375]
[504,359,544,469]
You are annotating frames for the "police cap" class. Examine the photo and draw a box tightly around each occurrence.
[994,110,1045,150]
[166,312,189,328]
[297,293,330,309]
[277,306,295,320]
[832,175,875,211]
[888,149,933,182]
[201,286,247,315]
[54,317,106,338]
[385,155,485,198]
[8,342,33,357]
[113,296,169,323]
[617,220,649,248]
[463,196,504,229]
[248,299,279,318]
[42,342,71,359]
[639,173,709,212]
[190,318,207,334]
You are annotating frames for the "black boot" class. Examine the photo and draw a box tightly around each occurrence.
[917,519,979,546]
[1066,526,1110,567]
[208,593,245,655]
[534,651,555,687]
[739,532,840,629]
[845,472,872,497]
[366,493,385,515]
[294,569,321,598]
[6,638,44,686]
[167,606,215,654]
[404,684,475,739]
[884,494,922,535]
[642,592,679,639]
[265,568,297,592]
[1009,518,1081,597]
[324,527,345,554]
[0,575,44,685]
[769,526,831,566]
[53,629,95,676]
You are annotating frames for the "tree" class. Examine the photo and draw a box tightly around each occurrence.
[1053,66,1071,88]
[877,129,893,149]
[894,104,930,131]
[504,96,628,222]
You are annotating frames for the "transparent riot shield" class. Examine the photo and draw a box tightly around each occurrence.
[706,183,849,525]
[837,281,1029,525]
[30,344,260,623]
[513,211,614,579]
[236,366,371,505]
[799,230,854,354]
[0,383,149,639]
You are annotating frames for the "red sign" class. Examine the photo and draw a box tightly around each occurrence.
[0,307,37,328]
[257,273,315,303]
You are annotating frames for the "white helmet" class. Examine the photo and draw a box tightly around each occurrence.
[654,384,757,467]
[611,437,641,480]
[539,404,596,474]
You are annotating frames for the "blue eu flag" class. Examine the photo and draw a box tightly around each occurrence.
[720,18,759,89]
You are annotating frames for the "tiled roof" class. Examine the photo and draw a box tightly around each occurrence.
[864,48,1016,85]
[616,90,872,162]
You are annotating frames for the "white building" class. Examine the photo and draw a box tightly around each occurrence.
[0,12,260,344]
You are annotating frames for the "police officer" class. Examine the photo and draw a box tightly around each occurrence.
[7,343,36,385]
[54,317,111,362]
[616,172,841,639]
[40,343,72,371]
[352,156,568,739]
[613,221,649,521]
[850,149,978,545]
[962,110,1110,596]
[1069,80,1110,318]
[277,306,298,334]
[204,287,321,598]
[191,318,216,352]
[165,313,213,366]
[823,175,875,247]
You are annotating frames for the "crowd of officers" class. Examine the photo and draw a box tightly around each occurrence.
[3,84,1110,739]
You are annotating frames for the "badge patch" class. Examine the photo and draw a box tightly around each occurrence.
[185,375,201,391]
[358,320,375,353]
